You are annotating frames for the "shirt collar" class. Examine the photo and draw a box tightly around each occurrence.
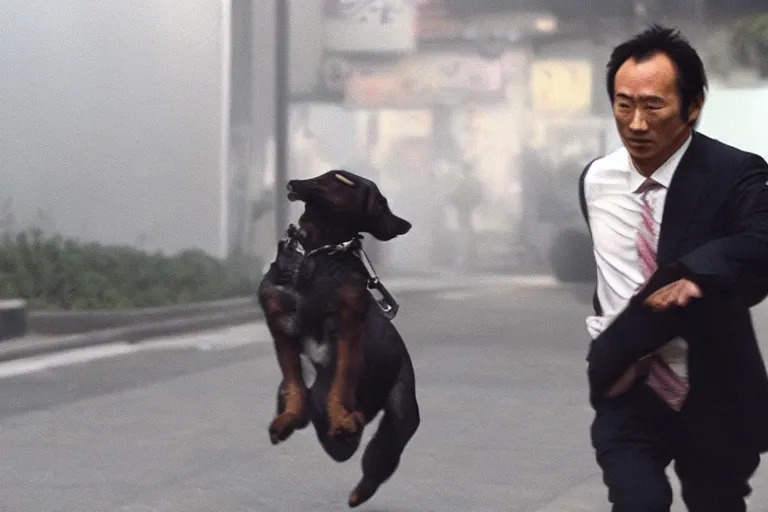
[628,133,693,193]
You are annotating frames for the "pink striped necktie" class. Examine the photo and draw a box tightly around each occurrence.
[636,179,689,412]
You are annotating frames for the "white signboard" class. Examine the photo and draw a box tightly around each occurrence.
[324,0,417,53]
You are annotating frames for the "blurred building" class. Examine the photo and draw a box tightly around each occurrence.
[1,0,233,257]
[2,0,765,271]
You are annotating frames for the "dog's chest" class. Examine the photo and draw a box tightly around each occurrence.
[298,332,336,388]
[274,258,346,370]
[300,334,333,368]
[296,297,337,368]
[271,270,333,335]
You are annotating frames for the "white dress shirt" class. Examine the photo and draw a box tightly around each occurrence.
[583,135,693,376]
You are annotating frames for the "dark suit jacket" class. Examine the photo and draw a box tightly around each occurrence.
[579,132,768,453]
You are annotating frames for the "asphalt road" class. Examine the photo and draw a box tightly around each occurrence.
[0,279,767,512]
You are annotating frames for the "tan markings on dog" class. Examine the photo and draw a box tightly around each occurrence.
[326,282,367,437]
[334,173,355,186]
[262,294,282,317]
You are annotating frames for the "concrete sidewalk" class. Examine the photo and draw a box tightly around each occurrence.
[0,273,561,363]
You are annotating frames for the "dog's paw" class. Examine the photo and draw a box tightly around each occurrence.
[327,409,365,440]
[348,478,380,508]
[268,412,304,445]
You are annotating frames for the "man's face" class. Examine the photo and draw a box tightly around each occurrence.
[613,52,701,174]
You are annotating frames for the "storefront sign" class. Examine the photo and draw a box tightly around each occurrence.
[345,52,505,107]
[530,60,593,114]
[324,0,417,53]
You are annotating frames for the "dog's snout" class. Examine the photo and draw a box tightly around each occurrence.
[286,181,302,201]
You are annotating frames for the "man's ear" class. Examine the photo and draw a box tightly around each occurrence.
[687,93,705,126]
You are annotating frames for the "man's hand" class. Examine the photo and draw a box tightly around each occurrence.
[644,278,702,311]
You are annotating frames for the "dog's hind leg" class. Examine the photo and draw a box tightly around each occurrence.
[308,377,362,463]
[347,355,420,508]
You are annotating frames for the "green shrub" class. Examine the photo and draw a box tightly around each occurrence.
[0,229,262,310]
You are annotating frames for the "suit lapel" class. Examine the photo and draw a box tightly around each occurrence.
[656,132,711,265]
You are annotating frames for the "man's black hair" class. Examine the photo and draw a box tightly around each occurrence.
[606,25,708,126]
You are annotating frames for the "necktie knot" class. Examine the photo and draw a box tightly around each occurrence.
[637,178,662,195]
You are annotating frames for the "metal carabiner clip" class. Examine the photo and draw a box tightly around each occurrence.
[354,244,399,321]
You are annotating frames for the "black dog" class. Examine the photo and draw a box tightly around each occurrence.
[257,170,421,508]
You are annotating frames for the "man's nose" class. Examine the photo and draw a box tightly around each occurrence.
[629,109,648,132]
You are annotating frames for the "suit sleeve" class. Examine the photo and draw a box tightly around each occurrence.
[678,155,768,307]
[585,267,682,408]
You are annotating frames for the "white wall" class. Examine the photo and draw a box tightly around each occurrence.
[698,83,768,162]
[0,1,228,257]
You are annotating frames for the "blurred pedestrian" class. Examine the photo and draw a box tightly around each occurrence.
[449,161,483,270]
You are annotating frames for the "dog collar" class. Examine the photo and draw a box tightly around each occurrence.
[283,223,362,258]
[281,224,399,320]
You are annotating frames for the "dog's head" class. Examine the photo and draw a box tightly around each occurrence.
[286,170,411,241]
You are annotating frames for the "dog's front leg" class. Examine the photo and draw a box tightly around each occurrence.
[327,284,367,439]
[259,282,307,445]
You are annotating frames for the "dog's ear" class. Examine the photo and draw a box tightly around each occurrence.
[363,182,379,217]
[367,214,412,241]
[363,186,412,241]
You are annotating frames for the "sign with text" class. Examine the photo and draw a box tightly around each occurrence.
[345,53,505,107]
[324,0,417,53]
[530,60,593,114]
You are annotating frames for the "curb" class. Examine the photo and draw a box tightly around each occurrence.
[0,274,561,363]
[0,299,27,341]
[27,296,257,335]
[0,308,263,363]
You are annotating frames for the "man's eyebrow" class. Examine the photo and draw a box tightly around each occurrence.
[615,92,666,103]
